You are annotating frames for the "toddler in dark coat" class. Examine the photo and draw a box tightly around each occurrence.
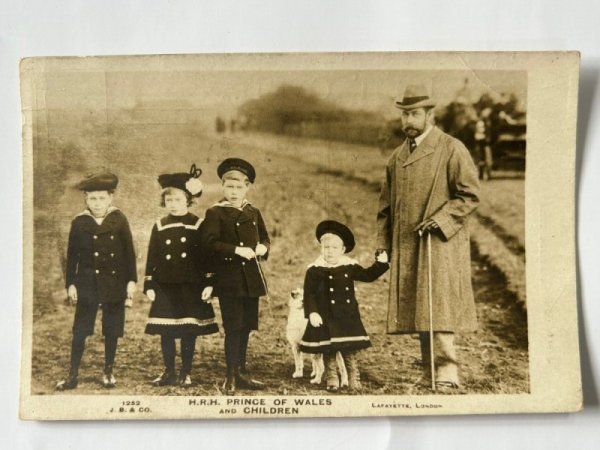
[299,220,388,391]
[56,172,137,390]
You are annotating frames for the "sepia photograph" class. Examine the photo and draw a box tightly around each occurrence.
[19,52,580,419]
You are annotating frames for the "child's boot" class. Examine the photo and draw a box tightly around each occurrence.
[152,368,177,386]
[344,351,362,391]
[325,353,340,392]
[102,364,116,388]
[56,367,78,391]
[222,368,236,395]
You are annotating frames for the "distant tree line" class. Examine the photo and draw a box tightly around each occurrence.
[237,85,384,146]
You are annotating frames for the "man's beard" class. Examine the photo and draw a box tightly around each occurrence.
[403,126,423,138]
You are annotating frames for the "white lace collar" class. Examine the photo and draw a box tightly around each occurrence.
[308,255,358,268]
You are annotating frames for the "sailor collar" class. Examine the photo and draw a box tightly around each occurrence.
[156,213,202,231]
[76,206,120,225]
[308,255,358,268]
[214,199,251,211]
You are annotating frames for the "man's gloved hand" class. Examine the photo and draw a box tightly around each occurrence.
[413,218,440,236]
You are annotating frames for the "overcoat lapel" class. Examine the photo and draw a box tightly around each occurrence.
[401,127,441,167]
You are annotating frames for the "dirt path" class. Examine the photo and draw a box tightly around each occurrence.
[31,130,528,396]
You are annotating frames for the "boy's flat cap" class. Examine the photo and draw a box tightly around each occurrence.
[77,172,118,191]
[316,220,355,253]
[217,158,256,183]
[158,163,203,197]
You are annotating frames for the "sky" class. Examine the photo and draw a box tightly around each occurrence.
[37,68,527,122]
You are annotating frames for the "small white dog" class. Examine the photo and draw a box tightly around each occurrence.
[286,288,348,386]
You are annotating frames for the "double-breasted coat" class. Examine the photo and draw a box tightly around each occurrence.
[200,200,271,299]
[299,256,389,353]
[143,212,219,336]
[376,126,480,334]
[65,207,137,305]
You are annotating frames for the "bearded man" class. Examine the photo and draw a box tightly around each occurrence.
[376,84,480,389]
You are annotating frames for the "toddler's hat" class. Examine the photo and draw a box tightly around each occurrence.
[158,164,203,197]
[217,158,256,183]
[77,172,118,192]
[316,220,355,253]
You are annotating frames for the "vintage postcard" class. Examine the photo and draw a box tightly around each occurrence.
[20,52,581,420]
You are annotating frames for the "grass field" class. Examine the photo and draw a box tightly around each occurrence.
[30,124,528,396]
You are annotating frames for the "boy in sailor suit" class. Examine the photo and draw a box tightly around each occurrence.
[201,158,271,395]
[56,172,137,390]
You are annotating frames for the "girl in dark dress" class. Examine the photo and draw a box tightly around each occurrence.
[143,165,219,387]
[299,220,389,391]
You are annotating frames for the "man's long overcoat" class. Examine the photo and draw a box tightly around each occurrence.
[376,126,480,334]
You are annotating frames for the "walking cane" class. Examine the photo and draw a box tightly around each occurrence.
[254,255,273,317]
[420,229,436,391]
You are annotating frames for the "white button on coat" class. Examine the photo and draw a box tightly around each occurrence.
[166,239,171,245]
[166,254,171,260]
[180,237,186,242]
[181,253,187,258]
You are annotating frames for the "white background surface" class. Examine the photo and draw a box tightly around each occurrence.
[1,1,599,448]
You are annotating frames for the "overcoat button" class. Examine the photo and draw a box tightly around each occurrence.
[95,269,99,274]
[242,262,246,266]
[331,300,335,304]
[110,235,114,240]
[112,270,116,274]
[181,237,186,242]
[346,299,350,303]
[111,253,114,257]
[240,242,244,245]
[329,288,334,292]
[328,275,333,279]
[166,239,171,245]
[166,254,171,260]
[93,235,98,239]
[253,222,256,226]
[345,287,350,291]
[94,252,99,256]
[344,274,348,278]
[181,253,187,258]
[236,223,240,226]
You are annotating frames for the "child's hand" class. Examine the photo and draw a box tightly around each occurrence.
[235,246,256,260]
[309,312,323,327]
[67,285,78,305]
[126,281,136,299]
[146,289,156,302]
[376,250,389,264]
[201,286,213,301]
[255,243,268,257]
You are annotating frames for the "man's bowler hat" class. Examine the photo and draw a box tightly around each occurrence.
[395,84,436,110]
[316,220,355,253]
